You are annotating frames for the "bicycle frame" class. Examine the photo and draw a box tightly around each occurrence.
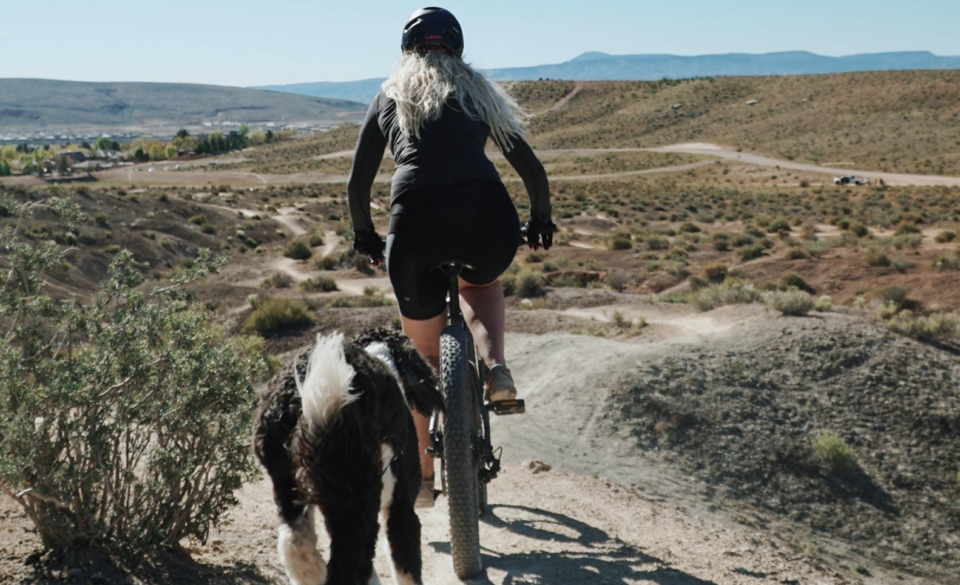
[426,261,502,498]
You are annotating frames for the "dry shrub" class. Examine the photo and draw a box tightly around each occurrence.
[605,269,631,292]
[763,289,814,316]
[886,311,960,341]
[701,262,728,284]
[517,270,547,298]
[814,295,833,312]
[284,240,312,260]
[778,272,815,293]
[300,276,338,292]
[864,246,891,267]
[689,279,760,312]
[242,297,315,337]
[933,230,956,244]
[813,434,858,474]
[932,251,960,271]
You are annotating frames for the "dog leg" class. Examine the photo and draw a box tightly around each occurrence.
[278,507,327,585]
[382,450,423,585]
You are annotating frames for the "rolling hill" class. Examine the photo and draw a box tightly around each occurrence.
[0,79,367,132]
[255,50,960,104]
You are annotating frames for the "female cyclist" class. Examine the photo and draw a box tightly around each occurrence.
[347,6,555,507]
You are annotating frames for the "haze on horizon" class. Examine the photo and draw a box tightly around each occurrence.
[2,0,958,87]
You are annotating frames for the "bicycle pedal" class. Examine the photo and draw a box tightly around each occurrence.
[490,399,525,415]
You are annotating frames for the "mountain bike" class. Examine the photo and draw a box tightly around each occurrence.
[426,258,524,579]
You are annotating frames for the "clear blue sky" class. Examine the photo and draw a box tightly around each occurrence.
[3,0,958,87]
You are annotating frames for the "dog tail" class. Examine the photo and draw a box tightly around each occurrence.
[297,332,358,428]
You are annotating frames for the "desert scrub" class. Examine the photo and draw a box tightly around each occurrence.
[813,433,857,474]
[932,250,960,271]
[308,232,325,247]
[734,242,765,262]
[886,311,960,342]
[283,240,312,260]
[516,269,547,298]
[243,297,315,337]
[262,272,294,289]
[701,263,728,284]
[689,278,760,312]
[316,254,339,270]
[763,289,814,316]
[608,234,633,250]
[0,200,266,552]
[300,275,338,292]
[814,295,833,312]
[604,269,631,292]
[500,273,517,296]
[934,230,956,243]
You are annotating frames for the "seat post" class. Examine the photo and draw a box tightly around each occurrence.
[446,268,464,328]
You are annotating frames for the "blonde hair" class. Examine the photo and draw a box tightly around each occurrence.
[381,51,526,151]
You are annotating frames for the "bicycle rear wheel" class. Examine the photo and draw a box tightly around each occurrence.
[440,324,482,579]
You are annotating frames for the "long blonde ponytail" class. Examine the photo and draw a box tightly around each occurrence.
[381,51,527,151]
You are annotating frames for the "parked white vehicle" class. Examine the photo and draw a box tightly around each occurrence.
[833,175,868,185]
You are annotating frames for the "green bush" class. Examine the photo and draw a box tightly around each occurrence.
[189,214,207,225]
[284,240,312,260]
[517,270,546,298]
[243,298,315,337]
[0,201,266,552]
[813,433,857,474]
[763,289,815,316]
[309,233,325,247]
[300,276,338,292]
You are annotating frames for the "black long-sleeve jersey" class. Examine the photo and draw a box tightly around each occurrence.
[347,91,550,234]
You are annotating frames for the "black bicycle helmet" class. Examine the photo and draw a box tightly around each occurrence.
[401,7,464,57]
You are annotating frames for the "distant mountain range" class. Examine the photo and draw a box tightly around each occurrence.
[0,79,367,133]
[254,50,960,105]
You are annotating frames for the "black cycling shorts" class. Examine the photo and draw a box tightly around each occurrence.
[386,179,520,320]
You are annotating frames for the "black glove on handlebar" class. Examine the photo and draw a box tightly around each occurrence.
[353,228,385,263]
[521,215,557,250]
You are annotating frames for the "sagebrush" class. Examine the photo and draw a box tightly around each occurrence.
[0,196,267,552]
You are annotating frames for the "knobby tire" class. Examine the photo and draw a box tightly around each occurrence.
[440,325,482,579]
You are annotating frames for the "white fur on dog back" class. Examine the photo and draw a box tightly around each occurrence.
[298,332,358,428]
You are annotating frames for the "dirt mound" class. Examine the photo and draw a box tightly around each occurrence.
[607,309,960,579]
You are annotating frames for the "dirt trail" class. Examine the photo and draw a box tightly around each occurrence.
[650,143,960,186]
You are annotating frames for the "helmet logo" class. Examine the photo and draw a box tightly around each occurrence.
[425,35,442,40]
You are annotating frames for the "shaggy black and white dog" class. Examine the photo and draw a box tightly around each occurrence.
[253,328,443,585]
